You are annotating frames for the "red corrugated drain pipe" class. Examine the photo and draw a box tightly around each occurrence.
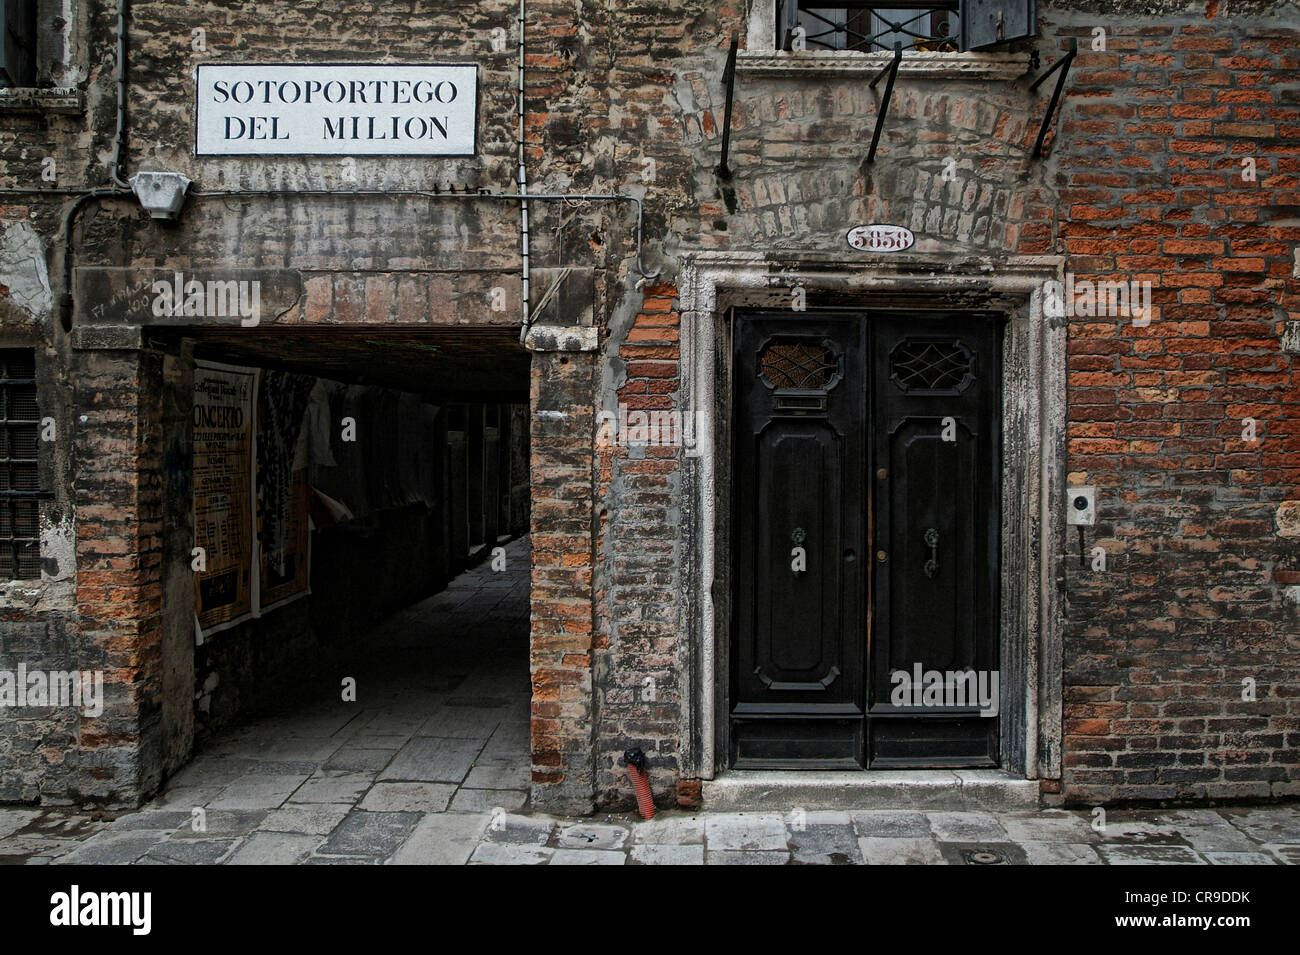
[623,748,655,819]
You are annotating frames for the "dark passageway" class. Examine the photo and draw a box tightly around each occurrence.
[101,535,534,863]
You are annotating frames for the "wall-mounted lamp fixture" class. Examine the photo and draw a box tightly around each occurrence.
[128,171,192,220]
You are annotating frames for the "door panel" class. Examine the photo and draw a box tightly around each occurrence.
[884,419,979,674]
[755,426,842,683]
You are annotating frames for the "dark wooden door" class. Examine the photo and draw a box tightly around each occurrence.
[731,314,866,767]
[730,310,1001,769]
[867,313,1001,767]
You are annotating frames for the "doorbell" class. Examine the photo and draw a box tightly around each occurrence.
[1067,487,1096,526]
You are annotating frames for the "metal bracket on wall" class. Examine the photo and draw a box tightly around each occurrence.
[1029,38,1077,158]
[716,33,740,180]
[867,42,903,164]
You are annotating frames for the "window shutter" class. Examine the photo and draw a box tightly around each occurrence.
[778,0,801,52]
[0,0,36,88]
[962,0,1036,51]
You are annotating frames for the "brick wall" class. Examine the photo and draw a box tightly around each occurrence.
[594,284,684,807]
[1050,12,1300,801]
[588,1,1300,805]
[2,0,1298,809]
[529,350,597,813]
[69,348,167,802]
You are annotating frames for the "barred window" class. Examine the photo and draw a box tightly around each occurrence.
[792,3,960,52]
[0,349,40,579]
[775,1,1036,53]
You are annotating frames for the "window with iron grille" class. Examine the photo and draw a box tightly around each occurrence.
[792,3,961,51]
[776,1,1035,53]
[0,349,41,579]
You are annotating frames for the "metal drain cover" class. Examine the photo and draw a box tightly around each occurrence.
[964,849,1006,865]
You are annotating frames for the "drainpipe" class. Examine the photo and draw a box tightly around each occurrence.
[55,0,132,331]
[623,748,656,819]
[517,0,531,344]
[58,189,129,333]
[108,0,130,188]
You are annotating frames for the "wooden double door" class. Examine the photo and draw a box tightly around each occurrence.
[730,310,1002,769]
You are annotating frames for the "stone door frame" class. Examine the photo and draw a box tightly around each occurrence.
[676,250,1068,783]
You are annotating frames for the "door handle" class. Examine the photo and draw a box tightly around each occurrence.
[923,527,939,579]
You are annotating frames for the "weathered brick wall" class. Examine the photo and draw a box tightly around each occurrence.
[1047,7,1300,802]
[0,614,79,803]
[3,0,1298,810]
[529,350,597,813]
[0,335,79,802]
[594,284,684,807]
[682,69,1050,255]
[69,348,167,802]
[588,0,1300,807]
[1,0,593,805]
[590,0,1053,807]
[585,1,736,808]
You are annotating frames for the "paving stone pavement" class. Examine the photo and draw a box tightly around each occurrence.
[7,802,1296,866]
[2,534,1298,866]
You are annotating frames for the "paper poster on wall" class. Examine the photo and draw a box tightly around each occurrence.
[192,362,257,632]
[259,468,310,611]
[255,370,314,612]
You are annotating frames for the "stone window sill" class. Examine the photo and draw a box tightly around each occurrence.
[0,87,83,114]
[737,50,1031,82]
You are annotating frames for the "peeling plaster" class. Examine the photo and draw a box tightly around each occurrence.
[0,515,75,612]
[524,323,598,351]
[1284,323,1300,355]
[40,513,75,581]
[0,221,53,319]
[1277,501,1300,538]
[0,576,75,612]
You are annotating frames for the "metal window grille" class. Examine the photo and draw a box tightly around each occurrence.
[780,2,961,53]
[0,349,41,579]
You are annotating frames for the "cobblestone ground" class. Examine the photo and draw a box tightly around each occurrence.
[2,534,1297,865]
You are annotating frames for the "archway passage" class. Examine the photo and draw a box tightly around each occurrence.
[149,326,536,822]
[156,537,532,831]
